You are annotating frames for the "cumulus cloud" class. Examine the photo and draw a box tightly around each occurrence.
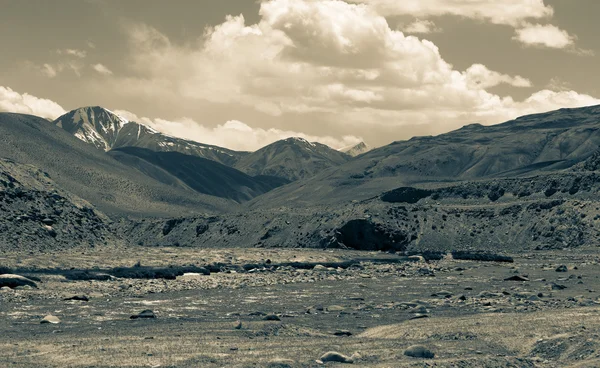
[347,0,553,26]
[0,86,66,120]
[114,110,362,151]
[104,0,598,145]
[92,63,113,75]
[463,64,531,89]
[402,20,441,34]
[513,23,574,48]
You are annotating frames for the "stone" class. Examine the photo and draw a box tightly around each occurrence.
[556,265,568,272]
[40,315,60,324]
[318,351,357,364]
[0,274,38,289]
[263,314,281,321]
[504,275,529,282]
[130,310,156,319]
[63,295,89,301]
[313,265,328,271]
[404,345,435,359]
[327,305,346,312]
[334,330,353,336]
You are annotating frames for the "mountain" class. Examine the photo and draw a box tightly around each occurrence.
[234,137,351,181]
[249,104,600,208]
[108,147,289,203]
[341,142,370,157]
[0,112,234,216]
[53,106,247,166]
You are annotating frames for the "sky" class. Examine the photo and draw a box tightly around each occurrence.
[1,0,599,151]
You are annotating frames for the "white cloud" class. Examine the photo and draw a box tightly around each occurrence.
[92,63,113,76]
[105,0,598,145]
[0,86,66,120]
[86,41,96,49]
[57,48,87,58]
[463,64,531,89]
[513,23,574,48]
[402,20,440,34]
[347,0,553,26]
[114,110,363,151]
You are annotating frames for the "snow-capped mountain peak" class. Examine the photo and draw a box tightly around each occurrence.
[53,106,247,166]
[54,106,129,151]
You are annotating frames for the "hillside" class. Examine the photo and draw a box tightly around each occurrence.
[0,112,234,216]
[234,137,351,181]
[0,158,116,251]
[249,105,600,208]
[109,147,289,202]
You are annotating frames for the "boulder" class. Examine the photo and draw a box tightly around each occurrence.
[0,274,38,289]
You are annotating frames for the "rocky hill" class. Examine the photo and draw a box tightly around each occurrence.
[234,137,351,181]
[0,158,116,252]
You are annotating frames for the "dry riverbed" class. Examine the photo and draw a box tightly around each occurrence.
[1,248,600,367]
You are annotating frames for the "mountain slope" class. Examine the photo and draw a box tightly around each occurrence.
[249,104,600,208]
[234,137,351,181]
[0,158,117,251]
[341,142,370,157]
[54,106,247,166]
[0,112,234,216]
[108,147,289,202]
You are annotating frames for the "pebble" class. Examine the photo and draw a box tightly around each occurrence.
[40,315,60,324]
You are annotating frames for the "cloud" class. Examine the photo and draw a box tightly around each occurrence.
[463,64,531,89]
[115,110,363,151]
[57,48,87,58]
[0,86,66,120]
[41,63,58,78]
[513,23,574,48]
[347,0,553,26]
[86,41,96,49]
[92,63,113,75]
[105,0,598,145]
[402,20,441,34]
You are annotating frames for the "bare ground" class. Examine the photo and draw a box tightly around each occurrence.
[1,248,600,367]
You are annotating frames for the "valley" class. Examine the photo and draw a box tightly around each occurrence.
[2,104,600,367]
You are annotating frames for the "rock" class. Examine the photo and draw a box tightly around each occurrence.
[130,310,156,319]
[408,255,425,262]
[432,290,452,298]
[504,275,529,282]
[404,345,435,359]
[410,313,429,320]
[263,314,281,321]
[551,283,567,290]
[327,305,346,312]
[313,265,328,271]
[334,330,353,336]
[318,351,357,364]
[0,274,38,289]
[63,295,89,301]
[40,315,60,324]
[234,320,242,329]
[556,265,568,272]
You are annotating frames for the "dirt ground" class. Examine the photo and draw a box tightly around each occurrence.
[1,248,600,367]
